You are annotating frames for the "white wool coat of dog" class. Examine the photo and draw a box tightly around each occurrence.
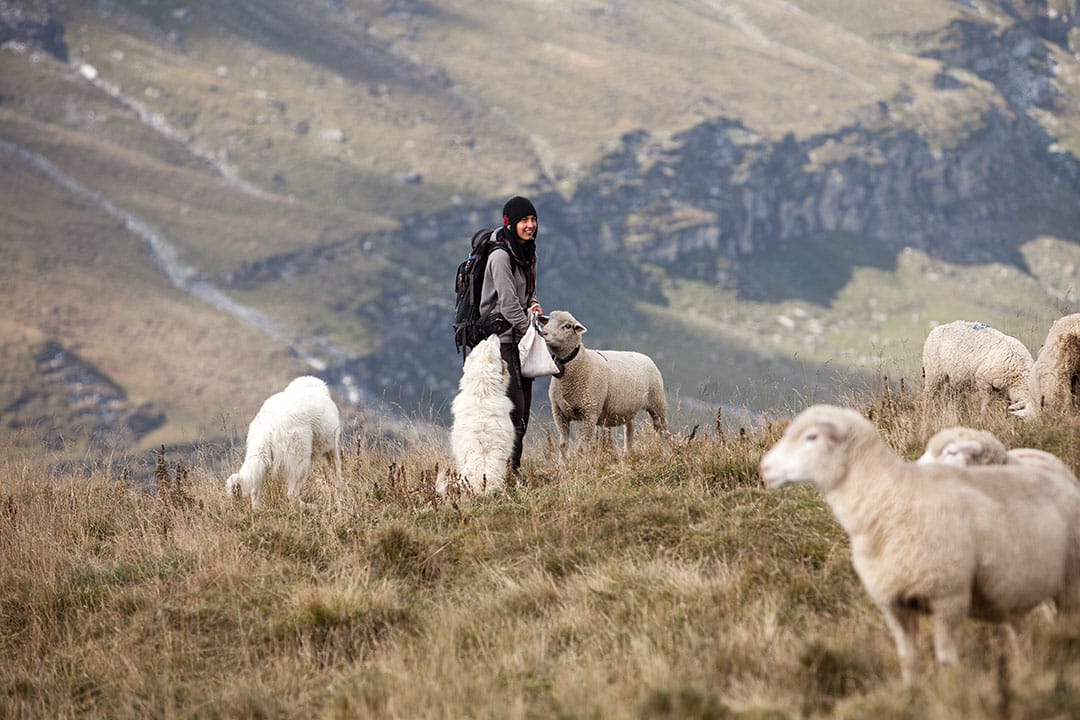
[760,404,1080,683]
[441,335,515,495]
[226,376,344,509]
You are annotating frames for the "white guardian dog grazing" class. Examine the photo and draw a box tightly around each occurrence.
[440,335,515,495]
[760,404,1080,684]
[226,376,344,510]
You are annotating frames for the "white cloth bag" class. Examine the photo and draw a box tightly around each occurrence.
[518,315,559,378]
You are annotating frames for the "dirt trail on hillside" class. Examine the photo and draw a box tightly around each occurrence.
[76,62,281,202]
[0,138,385,416]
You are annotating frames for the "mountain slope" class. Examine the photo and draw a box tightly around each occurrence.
[1,0,1079,453]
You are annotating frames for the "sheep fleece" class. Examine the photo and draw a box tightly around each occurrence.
[1033,312,1080,413]
[760,404,1080,682]
[921,320,1036,415]
[543,310,668,451]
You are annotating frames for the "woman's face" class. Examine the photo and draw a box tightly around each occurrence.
[515,215,537,242]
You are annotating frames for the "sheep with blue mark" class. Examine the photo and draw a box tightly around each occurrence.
[921,320,1038,418]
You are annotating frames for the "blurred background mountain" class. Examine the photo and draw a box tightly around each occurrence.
[2,0,1079,458]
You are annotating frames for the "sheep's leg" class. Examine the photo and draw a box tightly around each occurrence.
[623,421,634,452]
[1001,615,1032,667]
[554,412,572,461]
[879,603,920,683]
[579,419,601,456]
[569,412,596,456]
[930,598,967,669]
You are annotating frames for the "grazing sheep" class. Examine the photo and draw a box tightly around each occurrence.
[226,375,344,510]
[921,320,1037,418]
[540,310,669,456]
[918,425,1077,482]
[1033,313,1080,414]
[437,335,515,495]
[759,404,1080,683]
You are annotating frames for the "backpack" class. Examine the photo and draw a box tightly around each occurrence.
[452,228,511,355]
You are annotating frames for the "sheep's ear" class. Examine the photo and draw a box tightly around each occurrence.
[538,314,549,327]
[952,439,983,461]
[818,419,849,442]
[576,323,587,335]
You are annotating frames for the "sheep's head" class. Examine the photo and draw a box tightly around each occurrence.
[759,405,867,492]
[1008,374,1041,419]
[918,426,1009,467]
[540,310,586,356]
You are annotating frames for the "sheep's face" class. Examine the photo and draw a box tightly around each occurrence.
[759,405,858,491]
[1008,400,1038,419]
[540,310,586,356]
[917,427,1008,467]
[918,440,981,467]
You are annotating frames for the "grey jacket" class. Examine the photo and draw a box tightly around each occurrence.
[479,236,535,344]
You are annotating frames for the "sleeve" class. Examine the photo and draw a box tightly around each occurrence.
[486,250,530,337]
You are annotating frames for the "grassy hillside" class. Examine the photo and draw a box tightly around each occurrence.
[5,393,1080,718]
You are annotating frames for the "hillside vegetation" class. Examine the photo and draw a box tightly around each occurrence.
[5,391,1080,718]
[1,0,1079,454]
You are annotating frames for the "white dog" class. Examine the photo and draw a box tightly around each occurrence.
[438,335,515,495]
[226,376,344,509]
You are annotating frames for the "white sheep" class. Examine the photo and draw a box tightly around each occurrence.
[1033,313,1080,414]
[438,335,515,495]
[759,404,1080,683]
[540,310,669,456]
[921,320,1038,418]
[917,425,1080,644]
[918,425,1077,482]
[225,375,344,509]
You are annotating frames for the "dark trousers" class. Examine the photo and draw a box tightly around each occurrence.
[500,341,533,472]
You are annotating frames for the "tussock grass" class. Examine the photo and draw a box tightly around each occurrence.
[4,390,1080,718]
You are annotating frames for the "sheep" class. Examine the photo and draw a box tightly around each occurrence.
[1033,313,1080,414]
[225,375,344,510]
[759,404,1080,683]
[921,320,1037,418]
[437,335,515,495]
[919,425,1010,466]
[540,310,669,456]
[918,425,1077,482]
[917,425,1080,647]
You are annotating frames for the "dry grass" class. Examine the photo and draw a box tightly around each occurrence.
[5,388,1080,719]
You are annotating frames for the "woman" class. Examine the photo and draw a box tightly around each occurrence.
[478,195,542,478]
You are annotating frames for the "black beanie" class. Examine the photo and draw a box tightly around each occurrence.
[502,196,537,230]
